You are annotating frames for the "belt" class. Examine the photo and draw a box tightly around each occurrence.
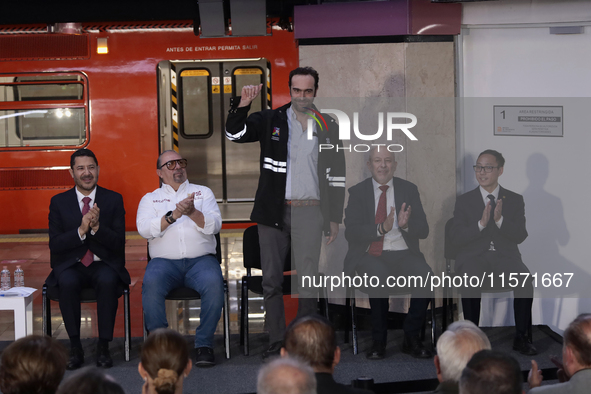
[285,199,320,207]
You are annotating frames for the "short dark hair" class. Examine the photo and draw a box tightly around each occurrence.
[564,313,591,367]
[284,315,336,370]
[56,367,125,394]
[141,328,190,394]
[288,67,319,91]
[459,350,522,394]
[70,148,98,169]
[0,335,68,394]
[478,149,505,168]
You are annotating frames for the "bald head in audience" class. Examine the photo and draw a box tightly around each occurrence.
[257,357,316,394]
[434,320,491,389]
[459,350,524,394]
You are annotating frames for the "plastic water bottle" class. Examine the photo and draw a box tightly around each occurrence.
[14,265,24,288]
[0,266,10,291]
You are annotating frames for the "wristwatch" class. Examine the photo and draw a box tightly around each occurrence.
[165,211,176,224]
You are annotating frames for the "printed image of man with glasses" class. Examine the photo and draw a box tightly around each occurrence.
[449,149,537,356]
[137,150,224,367]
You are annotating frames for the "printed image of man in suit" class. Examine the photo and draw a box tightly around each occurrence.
[344,147,432,360]
[450,149,536,356]
[48,149,130,369]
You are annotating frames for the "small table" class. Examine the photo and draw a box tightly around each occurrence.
[0,291,36,340]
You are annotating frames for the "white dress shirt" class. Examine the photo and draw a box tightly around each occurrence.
[372,178,408,251]
[75,187,100,261]
[478,185,503,231]
[136,180,222,260]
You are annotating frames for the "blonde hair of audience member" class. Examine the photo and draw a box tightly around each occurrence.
[434,320,491,383]
[0,335,68,394]
[56,367,125,394]
[281,315,339,373]
[257,357,317,394]
[138,328,191,394]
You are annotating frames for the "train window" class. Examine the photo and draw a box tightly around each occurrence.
[179,69,212,138]
[0,73,88,148]
[233,67,264,113]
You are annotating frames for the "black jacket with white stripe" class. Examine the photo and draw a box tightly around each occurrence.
[225,98,346,234]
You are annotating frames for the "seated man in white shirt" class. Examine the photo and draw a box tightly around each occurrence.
[137,150,224,367]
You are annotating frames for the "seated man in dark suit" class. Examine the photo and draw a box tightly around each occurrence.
[48,148,130,369]
[450,149,536,355]
[281,315,373,394]
[344,147,432,359]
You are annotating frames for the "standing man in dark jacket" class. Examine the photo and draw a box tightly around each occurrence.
[450,149,536,355]
[226,67,346,359]
[48,149,129,370]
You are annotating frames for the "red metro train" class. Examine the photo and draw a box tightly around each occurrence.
[0,20,298,234]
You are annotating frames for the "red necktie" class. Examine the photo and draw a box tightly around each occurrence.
[368,185,389,257]
[81,196,93,267]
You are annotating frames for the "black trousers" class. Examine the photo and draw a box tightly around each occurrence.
[356,250,432,341]
[57,261,120,341]
[459,250,533,337]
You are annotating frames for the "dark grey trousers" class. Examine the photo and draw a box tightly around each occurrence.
[257,205,323,343]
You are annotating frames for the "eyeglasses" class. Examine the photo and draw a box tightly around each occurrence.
[473,165,499,173]
[160,159,187,170]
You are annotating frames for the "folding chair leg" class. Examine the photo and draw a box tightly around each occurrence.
[430,297,436,348]
[42,284,51,337]
[240,279,246,347]
[344,289,351,344]
[223,282,231,359]
[124,288,131,362]
[143,310,148,342]
[241,279,250,356]
[351,295,358,355]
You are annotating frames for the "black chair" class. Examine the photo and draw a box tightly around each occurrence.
[442,217,532,340]
[42,283,131,361]
[240,225,296,356]
[143,233,230,359]
[344,286,436,355]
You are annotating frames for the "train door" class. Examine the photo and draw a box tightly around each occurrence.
[158,58,268,218]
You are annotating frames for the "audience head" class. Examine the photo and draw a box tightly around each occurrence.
[56,367,124,394]
[367,147,397,185]
[288,67,319,91]
[435,320,491,383]
[282,315,339,373]
[139,328,191,394]
[70,148,99,169]
[459,350,523,394]
[563,313,591,376]
[257,357,316,394]
[0,335,68,394]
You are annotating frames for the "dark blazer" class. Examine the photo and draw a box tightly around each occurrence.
[344,177,429,275]
[47,186,130,286]
[450,186,528,273]
[315,373,374,394]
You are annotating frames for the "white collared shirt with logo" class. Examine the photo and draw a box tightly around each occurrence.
[136,180,221,260]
